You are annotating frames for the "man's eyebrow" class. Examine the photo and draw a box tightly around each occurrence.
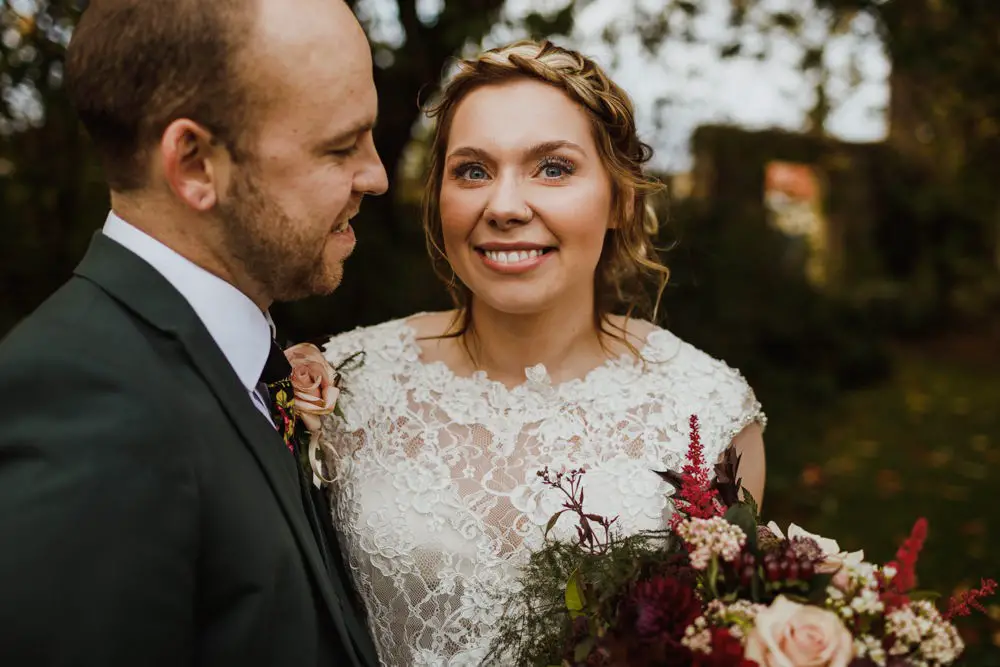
[318,115,378,149]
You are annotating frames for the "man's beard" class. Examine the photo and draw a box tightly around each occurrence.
[217,165,344,303]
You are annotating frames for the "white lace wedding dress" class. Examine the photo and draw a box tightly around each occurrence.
[319,315,765,667]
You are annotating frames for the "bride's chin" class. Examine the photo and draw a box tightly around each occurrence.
[469,292,553,317]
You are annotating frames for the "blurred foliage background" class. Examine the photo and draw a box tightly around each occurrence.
[1,0,998,662]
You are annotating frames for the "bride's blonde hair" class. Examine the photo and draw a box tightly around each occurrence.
[422,39,669,345]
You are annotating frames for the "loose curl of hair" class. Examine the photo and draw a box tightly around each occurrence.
[422,39,669,352]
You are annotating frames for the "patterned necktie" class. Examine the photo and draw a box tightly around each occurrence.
[260,340,298,454]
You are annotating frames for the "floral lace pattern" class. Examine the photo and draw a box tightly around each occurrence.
[319,316,765,666]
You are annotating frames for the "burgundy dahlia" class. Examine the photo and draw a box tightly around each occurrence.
[621,576,702,644]
[691,628,756,667]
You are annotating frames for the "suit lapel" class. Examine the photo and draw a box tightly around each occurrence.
[73,234,364,663]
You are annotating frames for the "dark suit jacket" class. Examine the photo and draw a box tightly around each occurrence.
[0,234,379,667]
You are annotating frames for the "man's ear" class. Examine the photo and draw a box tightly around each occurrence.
[159,119,229,212]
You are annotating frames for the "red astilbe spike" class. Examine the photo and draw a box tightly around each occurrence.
[668,416,724,529]
[889,517,928,592]
[944,578,997,621]
[881,517,928,610]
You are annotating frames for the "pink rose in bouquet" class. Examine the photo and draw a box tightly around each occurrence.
[745,596,852,667]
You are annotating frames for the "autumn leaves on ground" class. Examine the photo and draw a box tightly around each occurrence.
[766,329,1000,665]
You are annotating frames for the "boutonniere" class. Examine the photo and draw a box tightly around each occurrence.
[279,343,364,488]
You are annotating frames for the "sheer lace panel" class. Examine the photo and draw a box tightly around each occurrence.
[319,316,765,666]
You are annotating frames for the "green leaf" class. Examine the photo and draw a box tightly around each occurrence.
[544,512,563,539]
[566,569,586,617]
[751,566,762,602]
[724,504,759,552]
[807,573,835,604]
[707,555,721,599]
[740,488,760,520]
[574,637,596,663]
[909,589,943,602]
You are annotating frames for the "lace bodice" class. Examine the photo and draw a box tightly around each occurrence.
[319,316,765,667]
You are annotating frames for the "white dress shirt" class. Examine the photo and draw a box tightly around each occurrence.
[102,211,276,423]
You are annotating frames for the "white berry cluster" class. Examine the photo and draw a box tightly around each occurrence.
[681,616,713,654]
[676,517,747,570]
[886,600,964,666]
[851,634,888,666]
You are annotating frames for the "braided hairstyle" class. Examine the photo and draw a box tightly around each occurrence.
[422,39,669,346]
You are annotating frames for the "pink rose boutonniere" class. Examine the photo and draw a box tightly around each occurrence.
[282,343,351,488]
[285,343,341,432]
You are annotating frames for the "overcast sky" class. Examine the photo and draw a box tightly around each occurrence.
[367,0,890,171]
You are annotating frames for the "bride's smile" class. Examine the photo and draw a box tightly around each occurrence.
[475,242,557,273]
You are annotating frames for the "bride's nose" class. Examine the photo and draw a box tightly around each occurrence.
[484,175,533,230]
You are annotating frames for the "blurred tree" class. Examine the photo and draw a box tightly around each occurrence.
[815,0,1000,326]
[0,0,103,334]
[603,0,1000,326]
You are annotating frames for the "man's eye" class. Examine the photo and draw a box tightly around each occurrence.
[331,144,359,157]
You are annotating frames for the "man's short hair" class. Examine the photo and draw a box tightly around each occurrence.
[65,0,257,191]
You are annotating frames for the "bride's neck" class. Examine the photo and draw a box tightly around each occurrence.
[461,301,607,387]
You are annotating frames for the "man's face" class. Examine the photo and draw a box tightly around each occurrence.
[216,0,387,302]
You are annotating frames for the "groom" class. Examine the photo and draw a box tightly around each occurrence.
[0,0,386,665]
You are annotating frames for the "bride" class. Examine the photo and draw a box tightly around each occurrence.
[318,39,766,666]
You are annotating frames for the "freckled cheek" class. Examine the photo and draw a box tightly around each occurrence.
[439,192,482,256]
[540,200,612,259]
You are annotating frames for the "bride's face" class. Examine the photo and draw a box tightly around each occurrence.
[438,78,615,316]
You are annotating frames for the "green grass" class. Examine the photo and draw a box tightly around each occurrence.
[764,343,1000,664]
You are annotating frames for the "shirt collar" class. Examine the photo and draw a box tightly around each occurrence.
[101,211,272,393]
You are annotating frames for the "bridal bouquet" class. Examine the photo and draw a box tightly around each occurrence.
[487,416,995,667]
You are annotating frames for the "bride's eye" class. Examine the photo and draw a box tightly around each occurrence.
[453,162,490,181]
[537,156,576,180]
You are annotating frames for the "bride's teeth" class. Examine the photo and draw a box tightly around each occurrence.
[484,249,542,263]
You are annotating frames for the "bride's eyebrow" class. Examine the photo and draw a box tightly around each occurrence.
[523,140,586,159]
[446,140,586,162]
[447,146,492,162]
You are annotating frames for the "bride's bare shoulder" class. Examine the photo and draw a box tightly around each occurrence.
[405,310,463,338]
[604,314,660,355]
[403,311,465,364]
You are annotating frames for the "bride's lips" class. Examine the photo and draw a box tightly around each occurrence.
[474,242,556,274]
